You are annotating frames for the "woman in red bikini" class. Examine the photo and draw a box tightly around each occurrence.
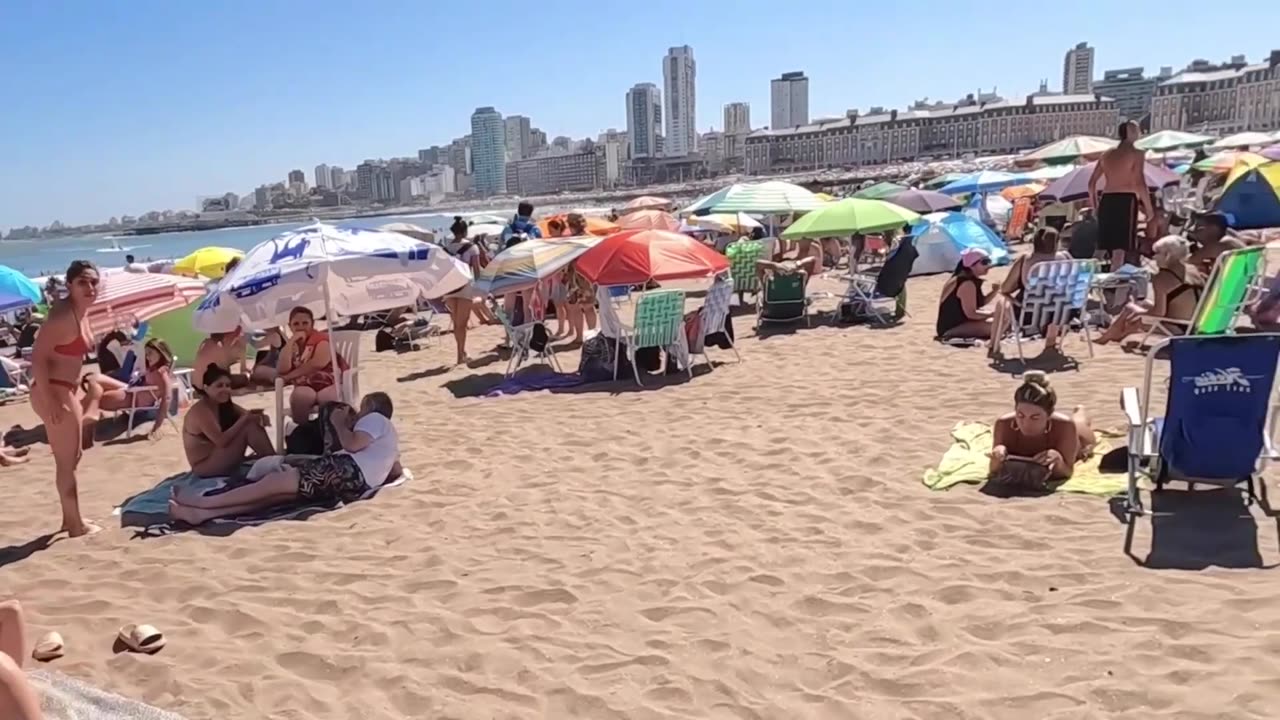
[277,306,347,423]
[29,260,101,537]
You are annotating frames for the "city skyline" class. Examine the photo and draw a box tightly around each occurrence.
[2,0,1278,228]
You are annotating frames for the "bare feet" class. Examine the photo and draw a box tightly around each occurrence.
[168,499,212,526]
[62,518,102,538]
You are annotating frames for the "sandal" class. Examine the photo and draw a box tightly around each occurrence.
[117,624,166,654]
[32,631,64,662]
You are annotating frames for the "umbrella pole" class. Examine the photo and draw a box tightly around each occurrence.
[318,229,346,406]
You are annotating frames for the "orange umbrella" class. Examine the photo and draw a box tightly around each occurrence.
[1000,183,1045,201]
[621,195,672,213]
[537,214,619,237]
[575,230,728,286]
[616,209,681,232]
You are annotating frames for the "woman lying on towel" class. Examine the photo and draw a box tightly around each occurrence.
[989,371,1097,487]
[183,365,275,478]
[169,392,400,525]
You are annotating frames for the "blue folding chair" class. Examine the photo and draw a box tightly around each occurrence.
[1123,333,1280,515]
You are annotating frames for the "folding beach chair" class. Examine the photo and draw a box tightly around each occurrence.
[1140,245,1267,342]
[1011,258,1098,361]
[756,272,810,328]
[385,300,443,351]
[491,302,559,378]
[694,275,740,369]
[0,358,30,405]
[726,239,763,303]
[616,290,691,386]
[273,331,361,448]
[1122,333,1280,515]
[118,365,194,438]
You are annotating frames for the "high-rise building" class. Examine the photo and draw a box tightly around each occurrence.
[504,115,532,161]
[447,136,471,176]
[287,169,306,186]
[626,82,662,159]
[770,72,809,129]
[529,128,548,153]
[254,185,271,210]
[356,161,377,198]
[1093,67,1159,122]
[470,106,507,197]
[663,46,696,156]
[1063,42,1095,94]
[724,102,751,135]
[329,166,345,189]
[221,192,239,211]
[417,147,441,165]
[314,164,332,190]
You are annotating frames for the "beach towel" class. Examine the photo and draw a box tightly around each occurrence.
[484,368,585,396]
[115,461,411,528]
[922,421,1125,497]
[29,670,187,719]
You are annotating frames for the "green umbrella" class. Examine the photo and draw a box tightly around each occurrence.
[682,180,824,214]
[1019,135,1116,163]
[780,198,921,239]
[852,181,907,199]
[1135,129,1213,152]
[922,173,965,190]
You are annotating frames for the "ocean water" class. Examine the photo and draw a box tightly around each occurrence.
[0,212,467,277]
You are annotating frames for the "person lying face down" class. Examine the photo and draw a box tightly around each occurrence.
[169,392,401,525]
[989,371,1097,487]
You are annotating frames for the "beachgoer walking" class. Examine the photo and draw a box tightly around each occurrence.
[1088,121,1154,271]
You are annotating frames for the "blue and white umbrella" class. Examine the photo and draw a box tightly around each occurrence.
[938,171,1036,195]
[195,222,470,334]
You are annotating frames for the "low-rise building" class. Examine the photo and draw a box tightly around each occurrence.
[1151,51,1280,133]
[506,149,602,195]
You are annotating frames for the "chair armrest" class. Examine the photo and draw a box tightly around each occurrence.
[1121,387,1142,427]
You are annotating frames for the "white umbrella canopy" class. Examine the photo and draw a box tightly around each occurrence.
[194,222,471,333]
[1210,131,1276,150]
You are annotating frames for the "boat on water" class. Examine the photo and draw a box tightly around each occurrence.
[97,238,150,253]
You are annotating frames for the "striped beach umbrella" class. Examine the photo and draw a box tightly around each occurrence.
[86,272,208,335]
[474,236,600,295]
[1135,130,1214,152]
[1019,135,1117,164]
[683,181,825,215]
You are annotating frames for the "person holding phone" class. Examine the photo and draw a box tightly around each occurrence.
[183,365,275,477]
[989,371,1096,485]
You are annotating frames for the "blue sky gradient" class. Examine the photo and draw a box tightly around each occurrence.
[2,0,1276,227]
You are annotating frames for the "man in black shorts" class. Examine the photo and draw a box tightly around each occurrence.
[1088,121,1154,270]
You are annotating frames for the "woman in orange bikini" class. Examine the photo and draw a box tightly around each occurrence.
[29,260,101,537]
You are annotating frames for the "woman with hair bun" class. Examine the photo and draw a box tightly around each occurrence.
[989,371,1096,483]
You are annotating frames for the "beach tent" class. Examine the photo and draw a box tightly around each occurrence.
[1217,162,1280,230]
[963,193,1013,229]
[908,212,1011,276]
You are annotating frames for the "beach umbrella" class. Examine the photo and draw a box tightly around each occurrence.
[1210,132,1276,150]
[1000,183,1046,201]
[780,198,921,240]
[922,172,967,190]
[683,180,824,214]
[1261,145,1280,162]
[687,212,763,234]
[813,192,836,202]
[883,188,963,214]
[536,215,619,237]
[86,272,208,336]
[1038,161,1181,203]
[575,230,728,286]
[621,195,673,213]
[379,222,436,243]
[467,222,506,239]
[1135,129,1214,152]
[1192,151,1268,174]
[0,290,35,313]
[908,212,1011,276]
[852,181,908,199]
[0,265,43,305]
[171,246,244,280]
[616,209,681,232]
[194,222,470,336]
[1020,165,1074,181]
[1019,135,1117,164]
[938,171,1034,195]
[474,236,600,295]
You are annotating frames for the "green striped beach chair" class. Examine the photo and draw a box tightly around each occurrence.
[617,290,691,386]
[726,240,763,303]
[1140,245,1267,342]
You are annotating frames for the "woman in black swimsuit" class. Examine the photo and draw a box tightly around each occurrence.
[937,248,1010,355]
[1097,236,1201,344]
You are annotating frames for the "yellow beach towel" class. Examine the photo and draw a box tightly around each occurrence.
[922,422,1126,497]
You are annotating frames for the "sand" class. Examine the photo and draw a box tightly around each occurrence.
[2,265,1279,720]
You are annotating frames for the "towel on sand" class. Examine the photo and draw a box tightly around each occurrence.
[922,421,1126,497]
[114,459,412,528]
[29,670,186,719]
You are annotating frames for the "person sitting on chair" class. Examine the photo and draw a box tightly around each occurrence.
[1096,236,1201,344]
[277,307,346,423]
[82,338,178,441]
[194,328,250,391]
[1187,212,1245,274]
[169,391,399,525]
[183,365,275,478]
[989,371,1096,487]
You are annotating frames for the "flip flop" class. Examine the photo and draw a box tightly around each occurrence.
[32,631,64,662]
[117,624,166,654]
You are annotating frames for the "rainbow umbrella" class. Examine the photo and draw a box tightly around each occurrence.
[474,236,600,295]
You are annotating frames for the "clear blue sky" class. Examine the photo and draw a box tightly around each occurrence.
[2,0,1276,229]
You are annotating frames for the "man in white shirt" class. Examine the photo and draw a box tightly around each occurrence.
[123,254,149,273]
[168,392,401,525]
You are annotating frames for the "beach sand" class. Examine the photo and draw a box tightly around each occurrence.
[2,266,1278,719]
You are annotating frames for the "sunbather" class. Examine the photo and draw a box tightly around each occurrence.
[277,307,346,423]
[84,338,177,441]
[989,371,1096,485]
[1096,236,1201,344]
[169,392,399,525]
[0,599,43,720]
[183,365,275,478]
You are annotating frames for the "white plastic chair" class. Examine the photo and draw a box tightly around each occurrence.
[273,330,361,448]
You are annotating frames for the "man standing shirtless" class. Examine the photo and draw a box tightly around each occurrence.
[1088,121,1153,270]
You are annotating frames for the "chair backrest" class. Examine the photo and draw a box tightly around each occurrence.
[700,276,734,335]
[329,330,361,400]
[1189,245,1266,335]
[764,273,806,304]
[726,240,763,293]
[1022,258,1097,330]
[1160,333,1280,480]
[631,290,686,349]
[489,303,522,339]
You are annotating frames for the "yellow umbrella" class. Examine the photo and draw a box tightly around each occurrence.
[172,246,244,279]
[814,192,836,202]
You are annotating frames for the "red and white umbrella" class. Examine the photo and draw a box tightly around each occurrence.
[87,272,208,335]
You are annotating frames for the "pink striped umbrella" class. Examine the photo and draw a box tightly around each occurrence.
[86,272,208,335]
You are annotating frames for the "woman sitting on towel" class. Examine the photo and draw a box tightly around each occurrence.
[183,365,275,477]
[169,392,400,525]
[936,248,1012,355]
[989,371,1096,486]
[277,306,346,423]
[1096,236,1201,344]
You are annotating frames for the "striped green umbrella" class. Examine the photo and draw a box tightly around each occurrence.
[852,181,907,199]
[780,198,920,239]
[682,180,824,214]
[923,172,966,190]
[1020,135,1116,164]
[1135,130,1213,152]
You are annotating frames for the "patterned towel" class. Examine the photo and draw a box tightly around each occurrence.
[29,670,186,719]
